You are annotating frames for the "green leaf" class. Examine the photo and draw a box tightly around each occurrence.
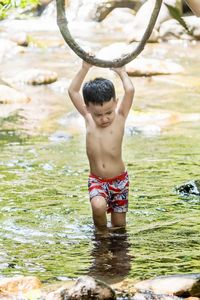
[165,3,194,36]
[0,0,40,19]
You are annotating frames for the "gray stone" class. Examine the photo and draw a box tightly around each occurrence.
[134,274,200,297]
[13,69,58,85]
[159,16,200,41]
[46,276,116,300]
[67,276,116,300]
[126,58,184,76]
[132,292,183,300]
[175,180,200,196]
[10,32,29,46]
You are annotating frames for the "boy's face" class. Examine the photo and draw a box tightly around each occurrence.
[87,98,117,128]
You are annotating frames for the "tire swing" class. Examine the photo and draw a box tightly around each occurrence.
[56,0,163,68]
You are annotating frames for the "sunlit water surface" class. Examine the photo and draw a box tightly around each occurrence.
[0,18,200,284]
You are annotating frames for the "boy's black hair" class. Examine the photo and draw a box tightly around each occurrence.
[82,77,116,106]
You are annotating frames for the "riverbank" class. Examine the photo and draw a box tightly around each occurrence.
[1,273,200,299]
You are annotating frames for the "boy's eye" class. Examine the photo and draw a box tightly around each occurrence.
[106,111,112,115]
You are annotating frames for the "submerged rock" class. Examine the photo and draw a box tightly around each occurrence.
[49,131,72,142]
[0,84,30,104]
[175,180,200,196]
[134,274,200,297]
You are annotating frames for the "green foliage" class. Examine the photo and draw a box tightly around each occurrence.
[0,0,40,19]
[165,3,194,36]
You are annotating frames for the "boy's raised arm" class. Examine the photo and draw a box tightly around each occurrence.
[112,67,135,118]
[68,61,92,117]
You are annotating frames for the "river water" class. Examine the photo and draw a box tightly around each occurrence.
[0,14,200,285]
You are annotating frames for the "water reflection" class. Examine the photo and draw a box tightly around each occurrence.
[88,228,132,283]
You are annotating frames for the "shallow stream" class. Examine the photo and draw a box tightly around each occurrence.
[0,16,200,284]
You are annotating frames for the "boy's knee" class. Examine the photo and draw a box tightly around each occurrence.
[91,196,107,215]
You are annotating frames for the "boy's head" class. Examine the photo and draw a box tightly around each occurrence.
[83,78,117,128]
[82,77,116,106]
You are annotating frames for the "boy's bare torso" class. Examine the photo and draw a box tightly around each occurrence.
[85,113,125,179]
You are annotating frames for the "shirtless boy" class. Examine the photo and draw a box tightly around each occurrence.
[68,61,134,229]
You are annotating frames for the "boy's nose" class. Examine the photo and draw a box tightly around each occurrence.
[102,116,108,122]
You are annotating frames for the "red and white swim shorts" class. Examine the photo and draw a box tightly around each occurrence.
[88,171,129,213]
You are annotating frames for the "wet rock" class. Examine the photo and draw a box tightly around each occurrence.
[0,84,30,104]
[159,19,191,40]
[94,2,138,22]
[68,276,116,300]
[96,42,134,61]
[46,286,69,300]
[47,276,116,300]
[10,32,29,46]
[0,38,25,62]
[66,0,137,22]
[134,274,200,297]
[13,68,58,85]
[184,16,200,39]
[129,29,159,43]
[111,278,137,298]
[175,180,200,196]
[0,276,42,297]
[132,292,183,300]
[97,44,183,76]
[159,16,200,40]
[49,131,72,142]
[126,58,184,76]
[128,0,181,43]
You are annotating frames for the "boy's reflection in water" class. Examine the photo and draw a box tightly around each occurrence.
[87,228,132,284]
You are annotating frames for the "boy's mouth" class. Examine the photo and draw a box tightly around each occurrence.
[101,122,110,127]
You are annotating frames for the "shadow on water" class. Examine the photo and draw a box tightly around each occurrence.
[88,228,132,284]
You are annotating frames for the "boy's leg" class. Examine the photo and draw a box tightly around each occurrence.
[111,212,126,228]
[91,196,107,228]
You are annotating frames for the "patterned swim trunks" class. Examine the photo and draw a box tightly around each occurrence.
[88,171,129,213]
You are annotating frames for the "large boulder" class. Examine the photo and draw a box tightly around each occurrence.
[46,276,116,300]
[126,58,184,76]
[97,44,184,76]
[13,68,58,85]
[128,0,182,42]
[134,274,200,297]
